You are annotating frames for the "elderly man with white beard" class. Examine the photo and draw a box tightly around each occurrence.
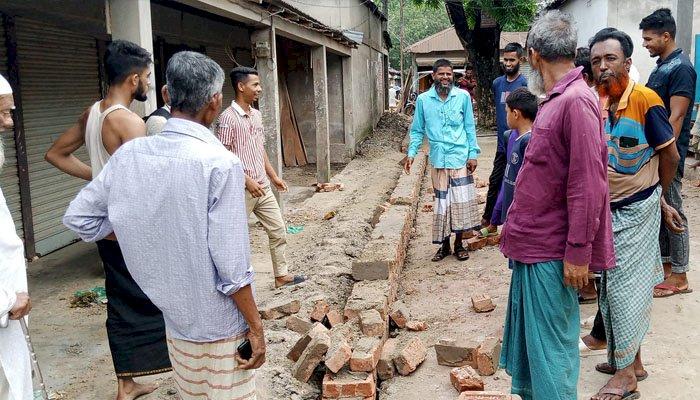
[0,74,32,400]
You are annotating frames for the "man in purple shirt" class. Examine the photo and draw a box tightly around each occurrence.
[498,11,615,400]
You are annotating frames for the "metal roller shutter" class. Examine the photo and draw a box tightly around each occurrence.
[0,17,23,239]
[16,18,98,255]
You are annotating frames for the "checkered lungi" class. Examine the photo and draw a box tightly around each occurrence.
[599,186,664,369]
[431,166,481,244]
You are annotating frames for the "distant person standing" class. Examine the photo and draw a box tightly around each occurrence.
[640,8,697,298]
[481,43,527,234]
[144,85,171,136]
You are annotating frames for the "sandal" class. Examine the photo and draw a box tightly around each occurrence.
[595,363,648,381]
[592,387,640,400]
[275,275,307,288]
[431,246,451,262]
[653,283,693,298]
[454,247,469,261]
[578,294,598,304]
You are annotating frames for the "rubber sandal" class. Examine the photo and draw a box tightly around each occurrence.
[578,294,597,304]
[431,246,451,262]
[454,247,469,261]
[579,337,606,356]
[276,275,307,288]
[593,387,640,400]
[595,363,648,381]
[653,283,693,298]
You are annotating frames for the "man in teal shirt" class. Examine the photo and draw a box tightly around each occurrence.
[404,58,481,261]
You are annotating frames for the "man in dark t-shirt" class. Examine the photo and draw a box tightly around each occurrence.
[481,43,527,230]
[640,8,696,297]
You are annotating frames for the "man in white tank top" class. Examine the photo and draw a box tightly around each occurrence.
[46,40,171,400]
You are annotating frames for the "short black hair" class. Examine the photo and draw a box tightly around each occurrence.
[465,64,474,71]
[503,42,524,58]
[229,67,258,93]
[589,28,634,58]
[505,87,538,121]
[574,47,592,78]
[104,40,152,85]
[639,8,676,39]
[432,59,453,73]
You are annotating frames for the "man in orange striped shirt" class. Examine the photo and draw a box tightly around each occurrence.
[217,67,304,289]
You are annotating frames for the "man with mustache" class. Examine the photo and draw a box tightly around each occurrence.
[639,8,697,298]
[480,43,527,235]
[498,11,614,400]
[589,28,680,400]
[404,58,480,262]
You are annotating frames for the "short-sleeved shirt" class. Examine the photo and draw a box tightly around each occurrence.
[605,80,675,209]
[216,102,269,187]
[492,74,528,153]
[646,48,697,176]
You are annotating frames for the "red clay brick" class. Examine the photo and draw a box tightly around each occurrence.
[406,320,428,331]
[450,366,484,392]
[435,338,479,367]
[393,337,427,376]
[326,309,344,328]
[292,332,330,382]
[377,338,397,381]
[259,298,301,320]
[389,301,409,329]
[286,315,314,335]
[310,298,331,322]
[476,337,501,376]
[471,294,496,313]
[349,337,382,372]
[359,309,385,337]
[322,369,376,398]
[325,336,352,374]
[287,323,328,362]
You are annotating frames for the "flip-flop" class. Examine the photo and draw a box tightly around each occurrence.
[578,295,598,304]
[653,283,693,298]
[276,275,307,288]
[595,363,648,381]
[579,338,606,356]
[592,387,640,400]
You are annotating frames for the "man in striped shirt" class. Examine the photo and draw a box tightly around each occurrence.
[217,67,303,288]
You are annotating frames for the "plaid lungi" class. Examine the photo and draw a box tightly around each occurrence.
[167,332,256,400]
[431,166,481,244]
[599,186,664,369]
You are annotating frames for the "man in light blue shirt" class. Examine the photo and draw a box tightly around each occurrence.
[404,58,481,262]
[63,52,265,399]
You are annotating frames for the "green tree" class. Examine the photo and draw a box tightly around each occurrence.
[411,0,537,127]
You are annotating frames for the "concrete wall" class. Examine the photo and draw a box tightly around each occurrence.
[327,53,345,145]
[560,0,609,49]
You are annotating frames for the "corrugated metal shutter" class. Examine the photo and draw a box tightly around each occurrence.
[0,17,23,239]
[16,18,97,255]
[207,46,237,106]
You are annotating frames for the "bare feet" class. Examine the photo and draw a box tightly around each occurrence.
[581,334,606,350]
[579,280,597,303]
[274,274,295,288]
[117,378,158,400]
[654,271,691,297]
[591,367,638,400]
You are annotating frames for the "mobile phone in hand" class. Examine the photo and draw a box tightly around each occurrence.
[237,339,253,360]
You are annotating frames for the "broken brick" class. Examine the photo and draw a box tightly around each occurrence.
[322,369,376,398]
[471,294,496,313]
[286,315,314,335]
[435,338,479,368]
[359,309,385,337]
[259,298,301,320]
[467,237,488,251]
[287,323,328,362]
[450,366,484,392]
[291,331,331,382]
[406,320,427,331]
[388,301,409,329]
[393,337,427,376]
[377,338,397,381]
[325,336,352,374]
[325,309,344,328]
[310,298,330,322]
[476,337,501,376]
[458,392,522,400]
[349,337,382,372]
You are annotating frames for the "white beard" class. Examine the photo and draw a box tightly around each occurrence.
[528,67,546,98]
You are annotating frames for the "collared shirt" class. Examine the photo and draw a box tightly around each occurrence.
[407,86,480,169]
[500,67,615,271]
[646,48,697,176]
[493,74,528,153]
[217,102,269,187]
[605,79,675,208]
[63,118,255,342]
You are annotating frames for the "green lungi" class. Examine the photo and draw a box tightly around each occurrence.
[600,186,664,369]
[499,260,579,400]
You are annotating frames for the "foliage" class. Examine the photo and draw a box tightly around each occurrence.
[411,0,537,31]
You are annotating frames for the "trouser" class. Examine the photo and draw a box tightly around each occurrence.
[659,174,689,274]
[590,277,606,342]
[482,151,507,222]
[0,362,11,400]
[246,187,288,278]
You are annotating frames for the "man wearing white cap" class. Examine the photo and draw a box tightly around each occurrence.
[0,73,32,400]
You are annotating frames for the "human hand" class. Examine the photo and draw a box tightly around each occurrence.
[9,292,31,320]
[403,157,413,174]
[272,177,288,192]
[563,261,589,290]
[466,159,478,173]
[236,328,266,370]
[245,178,265,198]
[662,203,685,233]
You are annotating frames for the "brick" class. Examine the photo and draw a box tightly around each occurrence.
[476,337,501,376]
[349,337,382,372]
[393,337,427,376]
[450,366,484,392]
[259,298,301,320]
[344,281,389,322]
[377,338,397,381]
[322,369,375,398]
[406,320,427,331]
[466,237,487,251]
[325,336,352,374]
[390,151,427,206]
[286,315,314,335]
[435,338,479,367]
[291,331,331,382]
[310,298,331,322]
[359,309,385,337]
[471,294,496,313]
[326,309,344,328]
[486,234,501,246]
[458,392,522,400]
[287,323,329,362]
[388,301,409,329]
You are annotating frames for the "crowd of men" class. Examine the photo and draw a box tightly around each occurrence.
[0,6,696,400]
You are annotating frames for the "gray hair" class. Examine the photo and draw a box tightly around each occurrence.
[166,51,224,115]
[527,10,578,62]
